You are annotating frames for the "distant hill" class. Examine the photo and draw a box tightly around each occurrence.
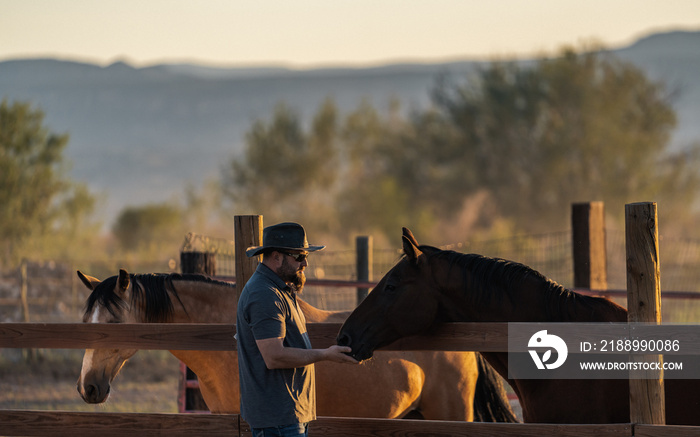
[614,30,700,148]
[1,29,698,226]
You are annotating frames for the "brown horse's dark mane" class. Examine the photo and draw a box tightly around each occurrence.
[423,246,622,322]
[83,273,233,323]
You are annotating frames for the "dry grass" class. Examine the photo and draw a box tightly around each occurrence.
[0,349,181,413]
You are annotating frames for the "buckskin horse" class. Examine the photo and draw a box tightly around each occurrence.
[337,228,700,424]
[76,269,516,421]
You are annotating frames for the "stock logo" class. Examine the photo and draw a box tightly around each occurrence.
[528,330,568,370]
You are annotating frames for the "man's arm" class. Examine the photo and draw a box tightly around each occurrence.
[256,337,359,369]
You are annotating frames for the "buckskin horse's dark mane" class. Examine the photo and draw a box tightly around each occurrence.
[422,246,610,321]
[83,273,233,323]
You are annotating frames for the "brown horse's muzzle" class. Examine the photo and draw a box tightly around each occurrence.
[336,332,375,362]
[77,373,111,404]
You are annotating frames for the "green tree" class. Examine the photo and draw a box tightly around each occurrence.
[112,203,184,253]
[334,100,419,238]
[0,99,97,265]
[335,99,487,241]
[221,100,339,232]
[430,48,699,231]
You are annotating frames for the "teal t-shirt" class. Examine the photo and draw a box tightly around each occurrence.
[236,263,315,428]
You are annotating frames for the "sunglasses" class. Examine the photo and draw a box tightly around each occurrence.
[280,251,308,262]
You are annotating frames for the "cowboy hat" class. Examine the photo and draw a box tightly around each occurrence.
[245,222,325,257]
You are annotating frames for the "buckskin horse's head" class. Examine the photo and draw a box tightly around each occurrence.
[76,270,139,404]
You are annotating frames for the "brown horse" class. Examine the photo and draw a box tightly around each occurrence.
[76,269,516,421]
[337,228,700,424]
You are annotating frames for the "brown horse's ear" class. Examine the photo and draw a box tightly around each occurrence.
[402,235,423,265]
[402,227,420,248]
[117,269,130,292]
[77,271,101,290]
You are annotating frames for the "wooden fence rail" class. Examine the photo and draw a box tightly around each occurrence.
[0,410,240,437]
[6,322,700,353]
[0,322,509,351]
[2,409,698,437]
[0,322,236,350]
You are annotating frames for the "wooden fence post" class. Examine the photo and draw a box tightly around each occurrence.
[572,202,607,290]
[234,215,263,302]
[234,215,261,437]
[179,246,217,413]
[356,236,373,305]
[625,202,665,425]
[20,259,30,323]
[20,259,37,362]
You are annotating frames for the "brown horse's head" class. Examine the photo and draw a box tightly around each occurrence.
[337,228,442,362]
[76,269,139,404]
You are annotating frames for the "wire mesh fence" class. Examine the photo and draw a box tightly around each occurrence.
[3,230,700,320]
[177,230,700,311]
[447,231,574,288]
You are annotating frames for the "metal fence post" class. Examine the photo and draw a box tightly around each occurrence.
[572,202,607,291]
[356,236,372,305]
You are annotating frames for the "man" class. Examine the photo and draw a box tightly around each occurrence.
[236,222,358,436]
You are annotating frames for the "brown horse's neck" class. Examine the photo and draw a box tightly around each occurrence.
[170,350,239,414]
[297,298,351,323]
[500,277,628,323]
[164,278,350,324]
[169,279,237,323]
[433,253,627,324]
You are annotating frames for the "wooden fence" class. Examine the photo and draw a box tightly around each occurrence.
[1,320,697,436]
[2,203,700,436]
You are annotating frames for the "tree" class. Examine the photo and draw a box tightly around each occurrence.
[112,202,183,253]
[333,100,427,238]
[0,99,97,265]
[221,100,340,232]
[430,48,699,231]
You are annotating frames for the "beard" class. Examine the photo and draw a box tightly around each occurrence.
[278,257,306,294]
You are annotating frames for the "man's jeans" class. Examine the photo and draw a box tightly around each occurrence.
[252,422,309,437]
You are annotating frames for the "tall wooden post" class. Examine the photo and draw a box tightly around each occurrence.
[234,215,263,301]
[356,236,373,305]
[20,259,37,362]
[572,202,607,290]
[20,259,30,323]
[625,202,665,424]
[179,244,216,412]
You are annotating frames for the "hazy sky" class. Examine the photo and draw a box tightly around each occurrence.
[2,0,699,68]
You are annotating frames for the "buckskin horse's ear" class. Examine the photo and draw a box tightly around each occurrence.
[402,234,423,265]
[77,271,101,291]
[117,269,130,292]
